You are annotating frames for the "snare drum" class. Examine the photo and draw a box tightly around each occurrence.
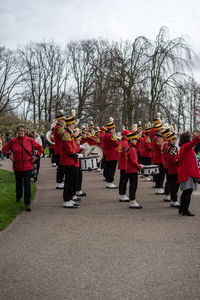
[141,164,159,175]
[80,156,98,171]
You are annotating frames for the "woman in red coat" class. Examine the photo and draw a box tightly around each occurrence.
[178,133,200,216]
[3,124,43,211]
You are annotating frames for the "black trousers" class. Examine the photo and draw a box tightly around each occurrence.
[119,169,128,195]
[104,160,117,183]
[180,189,193,213]
[51,149,56,164]
[155,163,165,188]
[76,166,82,192]
[127,172,138,200]
[164,168,170,195]
[63,166,76,202]
[167,174,179,202]
[56,154,65,183]
[73,167,78,196]
[14,170,32,205]
[101,154,105,170]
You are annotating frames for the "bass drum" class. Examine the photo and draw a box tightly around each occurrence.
[84,145,103,163]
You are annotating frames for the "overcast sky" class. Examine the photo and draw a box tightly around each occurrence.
[1,0,200,77]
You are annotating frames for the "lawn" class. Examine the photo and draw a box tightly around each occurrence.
[44,146,50,156]
[0,169,36,231]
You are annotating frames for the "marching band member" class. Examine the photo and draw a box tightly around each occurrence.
[178,132,200,216]
[161,127,171,201]
[60,112,79,208]
[166,132,180,208]
[125,131,143,209]
[118,129,130,202]
[99,126,106,175]
[103,118,119,189]
[141,123,152,181]
[50,129,57,167]
[81,127,87,144]
[75,134,87,197]
[152,123,165,194]
[85,122,96,146]
[136,121,143,164]
[149,113,161,141]
[53,112,66,189]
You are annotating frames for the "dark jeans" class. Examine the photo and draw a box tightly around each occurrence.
[155,163,165,188]
[14,170,32,205]
[119,169,128,195]
[104,160,117,183]
[180,189,193,213]
[76,166,82,192]
[63,165,76,202]
[167,174,179,202]
[127,172,138,200]
[56,154,65,183]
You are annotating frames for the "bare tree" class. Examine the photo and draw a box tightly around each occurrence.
[0,47,23,115]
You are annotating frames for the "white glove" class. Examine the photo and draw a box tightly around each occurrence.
[140,164,144,169]
[77,153,84,158]
[79,145,84,149]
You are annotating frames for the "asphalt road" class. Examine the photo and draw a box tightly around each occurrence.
[0,158,200,300]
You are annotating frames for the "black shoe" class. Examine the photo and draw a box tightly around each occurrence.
[179,210,195,216]
[25,204,31,211]
[73,197,81,202]
[76,192,87,197]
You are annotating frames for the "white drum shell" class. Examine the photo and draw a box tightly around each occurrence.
[80,156,98,171]
[141,165,159,175]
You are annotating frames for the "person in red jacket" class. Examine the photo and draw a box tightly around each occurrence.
[166,132,180,208]
[85,123,96,146]
[125,131,143,209]
[53,112,66,189]
[118,129,129,201]
[178,132,200,216]
[74,133,87,198]
[60,114,80,208]
[3,124,43,211]
[161,128,171,201]
[103,118,119,188]
[152,123,165,195]
[141,124,152,181]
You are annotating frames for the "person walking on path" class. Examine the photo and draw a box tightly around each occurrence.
[3,124,43,211]
[178,132,200,216]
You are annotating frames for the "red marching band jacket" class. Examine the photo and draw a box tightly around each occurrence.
[152,134,163,164]
[60,129,77,166]
[85,132,96,146]
[53,123,65,155]
[103,132,119,161]
[50,132,55,150]
[125,144,142,173]
[3,136,43,171]
[167,144,178,174]
[161,139,169,168]
[117,138,128,170]
[142,135,152,158]
[178,136,200,183]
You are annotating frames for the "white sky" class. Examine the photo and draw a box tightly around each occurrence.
[0,0,200,78]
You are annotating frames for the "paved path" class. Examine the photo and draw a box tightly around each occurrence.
[0,158,200,300]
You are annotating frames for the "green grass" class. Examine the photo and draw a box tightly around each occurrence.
[44,147,50,156]
[0,169,36,231]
